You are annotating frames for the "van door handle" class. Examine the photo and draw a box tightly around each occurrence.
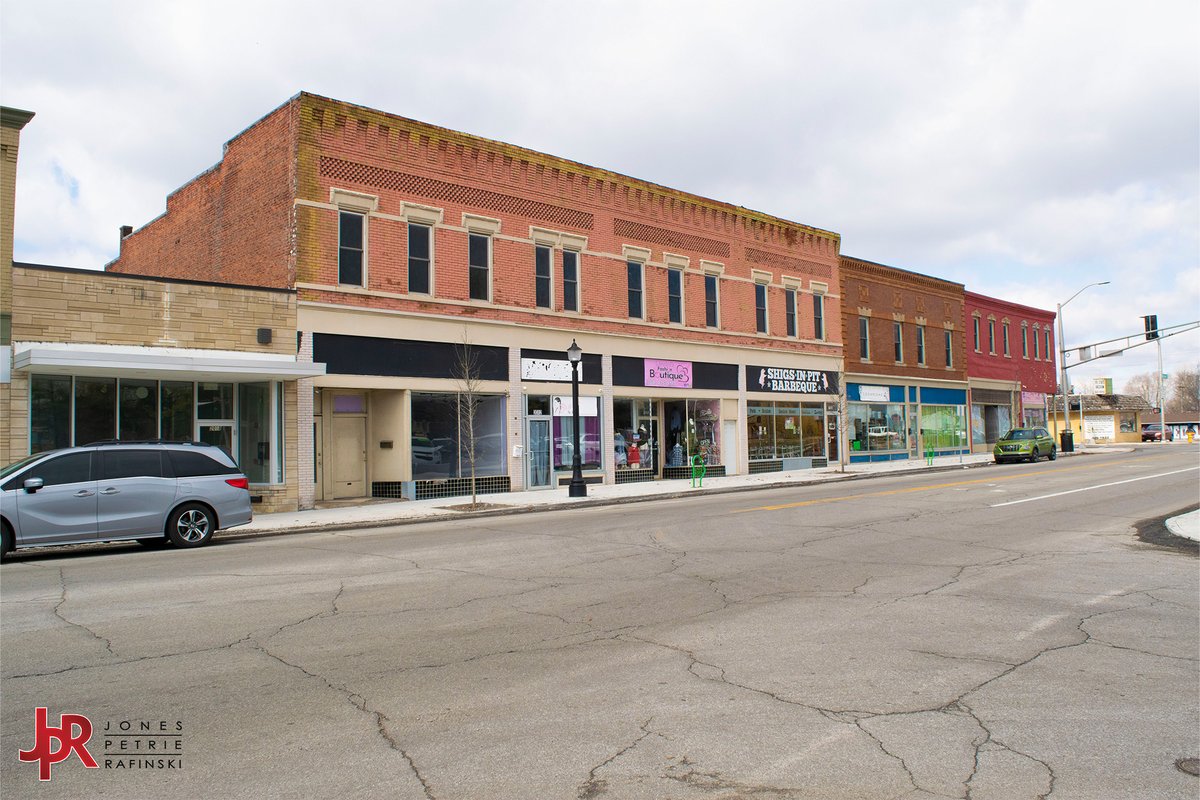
[100,488,120,495]
[74,490,95,497]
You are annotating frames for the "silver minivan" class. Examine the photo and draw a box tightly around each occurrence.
[1,441,252,559]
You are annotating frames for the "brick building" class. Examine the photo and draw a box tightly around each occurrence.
[109,92,845,504]
[964,291,1057,450]
[1,108,323,512]
[838,256,969,462]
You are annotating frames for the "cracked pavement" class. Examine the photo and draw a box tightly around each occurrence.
[1,449,1197,798]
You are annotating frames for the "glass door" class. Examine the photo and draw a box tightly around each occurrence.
[526,417,552,489]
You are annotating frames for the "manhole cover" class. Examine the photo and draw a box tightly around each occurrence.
[1178,758,1200,776]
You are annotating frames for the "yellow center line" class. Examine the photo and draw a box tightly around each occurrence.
[732,455,1166,513]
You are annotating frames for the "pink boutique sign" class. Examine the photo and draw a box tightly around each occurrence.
[645,359,692,388]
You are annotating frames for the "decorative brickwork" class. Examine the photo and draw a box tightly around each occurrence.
[320,156,595,230]
[745,247,832,279]
[613,218,731,258]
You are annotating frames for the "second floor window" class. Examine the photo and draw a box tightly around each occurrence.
[1034,329,1040,359]
[627,261,643,319]
[813,293,825,340]
[534,245,551,309]
[945,330,953,368]
[972,317,980,351]
[705,275,719,328]
[468,233,490,301]
[338,211,364,286]
[1045,330,1052,362]
[917,325,926,365]
[859,316,870,360]
[1022,326,1029,358]
[667,268,682,324]
[785,289,796,337]
[755,283,768,334]
[988,320,996,354]
[407,223,431,294]
[1002,323,1010,356]
[894,321,903,362]
[562,250,579,312]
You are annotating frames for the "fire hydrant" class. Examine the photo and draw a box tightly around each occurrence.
[1188,430,1195,444]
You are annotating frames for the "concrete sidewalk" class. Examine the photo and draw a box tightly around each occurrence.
[237,444,1139,538]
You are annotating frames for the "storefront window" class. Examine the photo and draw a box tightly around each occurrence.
[1118,413,1136,433]
[119,380,158,441]
[30,375,71,454]
[973,404,1012,443]
[411,392,507,480]
[75,377,116,445]
[552,395,600,471]
[161,382,194,442]
[239,382,271,483]
[919,405,966,450]
[848,402,906,453]
[662,399,722,467]
[614,398,657,472]
[748,401,827,460]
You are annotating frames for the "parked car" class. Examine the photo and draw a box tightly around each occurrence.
[1,441,252,560]
[993,428,1057,463]
[1140,423,1174,442]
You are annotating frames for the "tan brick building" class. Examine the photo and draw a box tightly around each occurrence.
[1,107,322,512]
[838,256,969,462]
[109,93,846,503]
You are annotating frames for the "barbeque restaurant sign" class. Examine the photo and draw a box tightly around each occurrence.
[746,365,839,395]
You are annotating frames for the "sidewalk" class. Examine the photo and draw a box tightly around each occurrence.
[237,444,1139,538]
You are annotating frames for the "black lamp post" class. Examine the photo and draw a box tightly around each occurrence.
[567,339,587,497]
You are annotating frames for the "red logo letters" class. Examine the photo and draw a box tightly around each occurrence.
[18,707,99,781]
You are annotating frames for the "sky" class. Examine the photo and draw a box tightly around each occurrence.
[3,0,1197,396]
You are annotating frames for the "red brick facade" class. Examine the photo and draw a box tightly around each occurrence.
[111,93,843,357]
[839,256,967,382]
[964,291,1057,394]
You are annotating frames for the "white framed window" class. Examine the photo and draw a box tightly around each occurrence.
[785,288,797,337]
[893,321,903,362]
[468,232,490,301]
[534,245,552,309]
[667,268,683,324]
[917,325,926,365]
[562,249,580,312]
[338,211,364,286]
[859,316,870,360]
[407,223,432,294]
[627,260,644,319]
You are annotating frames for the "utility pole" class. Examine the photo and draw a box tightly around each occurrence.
[1057,281,1110,447]
[1143,315,1165,442]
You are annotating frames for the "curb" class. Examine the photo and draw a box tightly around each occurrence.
[223,457,1005,541]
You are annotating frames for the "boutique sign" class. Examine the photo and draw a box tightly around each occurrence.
[747,365,839,395]
[644,359,692,389]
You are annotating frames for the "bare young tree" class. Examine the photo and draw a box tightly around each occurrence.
[1167,367,1200,415]
[1122,372,1160,408]
[453,331,485,509]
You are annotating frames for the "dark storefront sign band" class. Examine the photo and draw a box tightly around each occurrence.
[746,366,839,395]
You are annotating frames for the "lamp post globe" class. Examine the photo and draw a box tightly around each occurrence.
[567,340,587,497]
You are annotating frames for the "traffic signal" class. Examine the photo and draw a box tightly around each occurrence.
[1143,314,1159,341]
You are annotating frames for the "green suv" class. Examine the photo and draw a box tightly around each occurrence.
[993,428,1057,464]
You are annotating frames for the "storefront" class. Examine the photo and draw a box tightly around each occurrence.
[847,382,968,463]
[611,356,738,483]
[745,365,839,471]
[1020,391,1047,427]
[519,350,605,490]
[970,386,1017,451]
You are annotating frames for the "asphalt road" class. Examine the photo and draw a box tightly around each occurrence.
[2,447,1197,799]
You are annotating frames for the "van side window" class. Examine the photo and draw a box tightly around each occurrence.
[169,450,237,477]
[101,450,166,480]
[5,452,94,490]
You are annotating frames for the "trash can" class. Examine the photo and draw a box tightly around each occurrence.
[1060,431,1074,453]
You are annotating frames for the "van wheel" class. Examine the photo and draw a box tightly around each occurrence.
[1048,446,1057,461]
[166,504,215,548]
[1030,447,1039,462]
[1,521,14,562]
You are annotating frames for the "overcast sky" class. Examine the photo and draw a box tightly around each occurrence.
[3,0,1197,395]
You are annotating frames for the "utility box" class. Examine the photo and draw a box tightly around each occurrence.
[1060,431,1074,453]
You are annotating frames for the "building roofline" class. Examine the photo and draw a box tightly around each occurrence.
[15,262,296,295]
[1,106,36,130]
[840,254,965,291]
[295,91,841,244]
[964,289,1055,317]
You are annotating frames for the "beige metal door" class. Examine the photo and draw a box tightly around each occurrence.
[332,416,366,498]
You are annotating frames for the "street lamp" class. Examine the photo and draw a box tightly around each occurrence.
[1056,281,1110,445]
[567,339,587,497]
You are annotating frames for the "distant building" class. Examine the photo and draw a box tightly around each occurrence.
[1049,394,1154,443]
[964,292,1057,450]
[838,256,968,462]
